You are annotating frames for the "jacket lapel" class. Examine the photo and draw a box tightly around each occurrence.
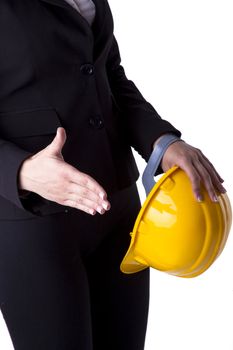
[39,0,104,35]
[38,0,111,62]
[39,0,77,10]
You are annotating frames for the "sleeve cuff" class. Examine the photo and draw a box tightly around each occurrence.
[0,141,41,216]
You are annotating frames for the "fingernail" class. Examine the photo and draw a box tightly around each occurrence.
[102,202,110,210]
[97,206,105,214]
[99,192,106,200]
[197,194,203,202]
[213,194,218,202]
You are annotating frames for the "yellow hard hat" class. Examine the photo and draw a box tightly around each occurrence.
[120,135,232,278]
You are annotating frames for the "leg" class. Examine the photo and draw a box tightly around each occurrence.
[85,183,150,350]
[0,213,93,350]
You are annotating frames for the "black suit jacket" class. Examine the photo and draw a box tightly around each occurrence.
[0,0,181,220]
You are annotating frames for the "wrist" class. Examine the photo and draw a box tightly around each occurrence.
[17,157,34,192]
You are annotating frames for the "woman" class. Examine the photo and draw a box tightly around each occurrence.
[0,0,226,349]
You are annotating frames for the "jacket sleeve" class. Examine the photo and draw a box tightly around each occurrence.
[0,138,41,216]
[106,34,182,163]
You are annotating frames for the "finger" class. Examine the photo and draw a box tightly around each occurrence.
[68,182,111,210]
[67,191,108,214]
[179,161,203,201]
[198,156,226,194]
[198,150,224,183]
[193,160,218,202]
[63,199,97,215]
[68,167,108,200]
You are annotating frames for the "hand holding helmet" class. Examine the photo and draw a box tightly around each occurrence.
[153,134,226,202]
[120,134,232,278]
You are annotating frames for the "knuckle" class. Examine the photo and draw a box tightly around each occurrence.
[204,173,212,183]
[195,147,202,154]
[190,150,199,160]
[180,154,191,165]
[81,188,89,198]
[73,201,81,209]
[94,203,101,210]
[179,154,187,162]
[192,174,201,184]
[76,196,84,205]
[80,175,89,187]
[73,202,84,211]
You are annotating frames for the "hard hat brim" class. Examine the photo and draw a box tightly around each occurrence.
[120,232,149,273]
[120,166,232,277]
[120,167,178,274]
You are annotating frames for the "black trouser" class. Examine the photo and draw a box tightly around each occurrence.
[0,183,150,350]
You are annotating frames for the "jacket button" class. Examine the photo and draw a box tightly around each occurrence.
[89,115,104,129]
[80,63,94,75]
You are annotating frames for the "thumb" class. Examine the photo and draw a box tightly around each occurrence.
[47,127,67,157]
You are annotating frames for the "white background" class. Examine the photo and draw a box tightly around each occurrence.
[1,0,233,349]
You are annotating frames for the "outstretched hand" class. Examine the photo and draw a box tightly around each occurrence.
[18,127,111,215]
[153,136,226,202]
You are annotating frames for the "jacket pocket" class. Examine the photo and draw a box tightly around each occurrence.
[0,107,62,152]
[0,107,62,138]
